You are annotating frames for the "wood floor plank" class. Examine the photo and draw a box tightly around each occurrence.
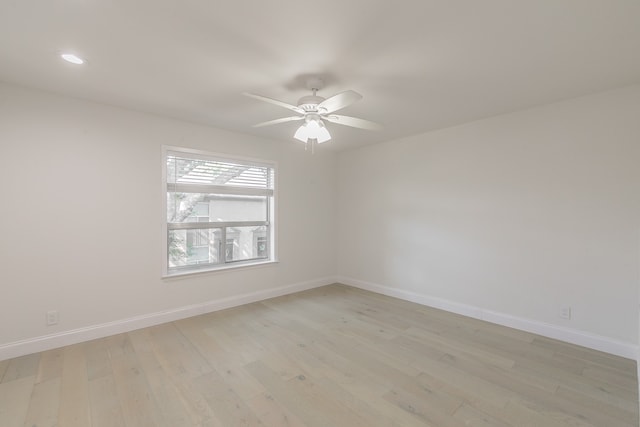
[23,377,61,427]
[1,353,40,383]
[108,335,167,427]
[229,312,330,380]
[175,317,267,401]
[245,391,307,427]
[496,399,575,427]
[281,371,373,427]
[412,359,513,409]
[129,327,213,427]
[0,375,34,426]
[35,348,64,384]
[0,283,637,426]
[127,326,219,425]
[245,360,335,427]
[192,370,263,427]
[57,343,91,427]
[513,358,635,403]
[147,322,212,379]
[321,370,431,427]
[0,359,9,382]
[85,337,113,381]
[248,310,458,426]
[532,335,637,373]
[382,387,463,427]
[554,385,638,424]
[88,375,126,427]
[312,374,427,427]
[453,403,513,427]
[403,326,516,370]
[580,363,639,394]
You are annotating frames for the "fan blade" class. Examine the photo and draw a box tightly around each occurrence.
[253,116,304,128]
[244,92,304,114]
[325,114,382,131]
[318,90,362,113]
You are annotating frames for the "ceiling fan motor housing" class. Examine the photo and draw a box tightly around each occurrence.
[297,95,326,112]
[304,113,322,124]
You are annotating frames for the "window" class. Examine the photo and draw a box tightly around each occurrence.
[163,147,276,276]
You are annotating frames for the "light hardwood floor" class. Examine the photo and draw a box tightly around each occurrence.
[1,284,637,426]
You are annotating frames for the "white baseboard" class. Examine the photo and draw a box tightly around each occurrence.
[3,276,636,362]
[0,276,336,361]
[337,276,638,360]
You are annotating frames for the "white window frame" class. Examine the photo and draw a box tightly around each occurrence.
[161,146,277,277]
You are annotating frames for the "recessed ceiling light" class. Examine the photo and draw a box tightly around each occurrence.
[61,53,85,65]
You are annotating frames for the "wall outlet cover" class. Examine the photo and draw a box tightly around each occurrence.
[46,310,59,326]
[560,306,571,320]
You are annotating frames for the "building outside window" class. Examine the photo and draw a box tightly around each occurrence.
[225,237,236,261]
[184,202,212,264]
[256,235,267,258]
[163,147,276,276]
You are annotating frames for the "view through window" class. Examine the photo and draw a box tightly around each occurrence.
[164,148,275,275]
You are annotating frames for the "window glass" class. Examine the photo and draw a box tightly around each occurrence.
[225,226,268,262]
[164,149,275,275]
[168,229,222,268]
[167,193,267,223]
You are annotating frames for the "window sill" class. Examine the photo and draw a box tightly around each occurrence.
[162,259,279,280]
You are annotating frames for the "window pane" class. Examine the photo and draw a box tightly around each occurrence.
[167,193,267,223]
[168,228,221,269]
[225,226,268,262]
[193,202,209,216]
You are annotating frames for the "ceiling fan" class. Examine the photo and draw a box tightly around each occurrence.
[244,77,381,146]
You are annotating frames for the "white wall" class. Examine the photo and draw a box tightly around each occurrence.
[0,83,337,355]
[2,81,639,360]
[337,86,640,355]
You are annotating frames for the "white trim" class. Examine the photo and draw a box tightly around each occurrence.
[270,163,278,263]
[337,276,638,360]
[4,276,634,362]
[0,276,335,361]
[168,183,274,197]
[163,259,278,279]
[168,220,268,231]
[165,146,276,169]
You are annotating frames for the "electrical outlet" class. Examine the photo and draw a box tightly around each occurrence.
[559,306,571,320]
[46,310,59,326]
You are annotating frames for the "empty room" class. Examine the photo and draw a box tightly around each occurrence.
[1,1,639,426]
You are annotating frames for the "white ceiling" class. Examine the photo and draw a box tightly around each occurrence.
[1,1,639,150]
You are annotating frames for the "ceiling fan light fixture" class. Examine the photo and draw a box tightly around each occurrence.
[306,118,321,131]
[294,117,332,143]
[293,123,310,142]
[316,125,331,143]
